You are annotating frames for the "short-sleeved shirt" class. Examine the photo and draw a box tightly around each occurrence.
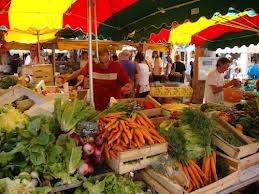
[120,60,136,80]
[80,61,129,110]
[204,69,224,103]
[169,61,186,82]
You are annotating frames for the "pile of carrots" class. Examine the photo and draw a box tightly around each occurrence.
[97,111,165,159]
[180,151,218,192]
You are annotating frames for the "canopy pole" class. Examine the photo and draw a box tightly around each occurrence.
[37,30,40,64]
[52,42,56,84]
[88,0,95,107]
[93,0,99,59]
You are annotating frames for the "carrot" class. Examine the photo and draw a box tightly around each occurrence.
[140,112,155,128]
[112,144,124,152]
[189,160,206,180]
[141,129,154,144]
[151,134,165,143]
[133,134,141,147]
[116,137,120,145]
[131,112,137,121]
[135,129,145,144]
[210,154,218,182]
[108,130,122,144]
[212,151,216,165]
[177,162,183,171]
[187,166,200,188]
[120,140,128,148]
[104,144,110,159]
[122,132,129,144]
[204,156,211,184]
[190,163,204,186]
[137,115,151,128]
[109,149,117,159]
[104,119,117,129]
[183,165,191,186]
[202,156,206,172]
[186,182,193,192]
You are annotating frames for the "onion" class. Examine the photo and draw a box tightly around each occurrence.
[83,143,95,155]
[94,136,103,146]
[93,146,102,158]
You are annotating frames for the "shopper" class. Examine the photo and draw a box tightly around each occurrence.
[204,57,241,103]
[80,51,88,68]
[165,56,173,76]
[135,53,150,98]
[24,45,44,65]
[168,54,186,82]
[119,50,136,80]
[151,51,163,82]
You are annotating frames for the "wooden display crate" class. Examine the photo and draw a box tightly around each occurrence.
[217,151,259,171]
[106,143,168,175]
[212,112,259,159]
[144,108,171,127]
[117,95,161,114]
[139,156,240,194]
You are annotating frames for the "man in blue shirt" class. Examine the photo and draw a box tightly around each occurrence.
[119,50,136,80]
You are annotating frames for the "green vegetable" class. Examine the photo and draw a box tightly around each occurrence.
[75,173,148,194]
[0,76,18,89]
[0,177,51,194]
[159,121,204,163]
[215,128,245,147]
[54,98,96,132]
[0,105,29,135]
[216,156,229,179]
[238,116,252,130]
[181,108,214,155]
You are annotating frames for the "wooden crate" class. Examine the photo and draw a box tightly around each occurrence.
[217,151,259,171]
[212,112,259,159]
[189,171,239,194]
[106,143,168,175]
[144,108,171,127]
[117,95,161,114]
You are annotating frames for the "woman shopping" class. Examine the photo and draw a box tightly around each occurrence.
[135,53,151,98]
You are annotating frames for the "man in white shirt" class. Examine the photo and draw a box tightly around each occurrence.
[204,57,240,103]
[24,45,44,65]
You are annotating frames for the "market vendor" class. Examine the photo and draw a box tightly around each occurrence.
[61,48,132,110]
[204,57,241,103]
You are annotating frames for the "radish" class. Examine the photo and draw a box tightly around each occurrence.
[94,136,103,146]
[82,153,90,163]
[78,163,88,176]
[83,143,95,155]
[86,163,94,174]
[93,146,102,158]
[94,155,104,165]
[70,133,82,145]
[88,136,95,143]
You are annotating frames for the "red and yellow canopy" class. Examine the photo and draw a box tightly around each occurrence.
[148,10,259,46]
[0,0,137,43]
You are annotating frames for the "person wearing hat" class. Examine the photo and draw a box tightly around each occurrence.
[204,57,241,103]
[61,48,131,110]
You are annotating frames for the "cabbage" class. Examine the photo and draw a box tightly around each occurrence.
[0,105,28,134]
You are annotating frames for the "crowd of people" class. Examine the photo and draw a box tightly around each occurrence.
[59,48,190,110]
